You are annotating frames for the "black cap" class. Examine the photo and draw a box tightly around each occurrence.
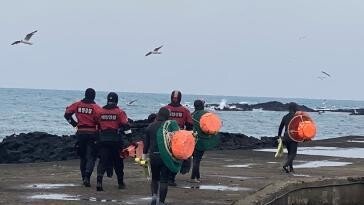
[288,102,298,112]
[107,92,118,104]
[157,107,170,121]
[85,88,96,101]
[170,90,182,105]
[194,99,205,110]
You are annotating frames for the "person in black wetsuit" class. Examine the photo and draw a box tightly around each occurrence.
[143,107,172,205]
[278,102,299,173]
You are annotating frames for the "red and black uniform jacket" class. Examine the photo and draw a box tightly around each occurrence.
[163,104,193,130]
[64,100,101,134]
[97,105,130,142]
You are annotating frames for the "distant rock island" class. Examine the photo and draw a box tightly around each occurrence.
[206,101,364,115]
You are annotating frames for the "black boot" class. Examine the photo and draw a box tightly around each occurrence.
[118,178,125,189]
[96,176,104,191]
[282,166,289,173]
[83,176,91,187]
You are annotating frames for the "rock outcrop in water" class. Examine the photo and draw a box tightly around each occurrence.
[0,120,277,164]
[206,101,315,112]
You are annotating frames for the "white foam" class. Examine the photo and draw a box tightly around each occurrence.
[291,174,311,177]
[294,160,352,168]
[347,140,364,143]
[29,194,79,201]
[256,147,364,159]
[207,175,262,180]
[181,185,252,191]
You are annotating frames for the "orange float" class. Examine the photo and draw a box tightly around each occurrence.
[170,130,196,160]
[288,111,317,142]
[199,113,222,135]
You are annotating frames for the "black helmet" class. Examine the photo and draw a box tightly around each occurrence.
[157,107,170,121]
[170,90,182,105]
[107,92,118,104]
[84,88,96,101]
[194,99,205,110]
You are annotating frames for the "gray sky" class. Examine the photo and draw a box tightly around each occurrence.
[1,0,363,100]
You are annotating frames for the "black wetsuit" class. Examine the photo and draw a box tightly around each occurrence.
[144,119,172,204]
[278,111,297,172]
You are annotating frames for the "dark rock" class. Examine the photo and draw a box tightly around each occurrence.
[0,119,279,164]
[206,101,315,112]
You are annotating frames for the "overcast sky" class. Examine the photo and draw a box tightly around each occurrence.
[1,0,363,100]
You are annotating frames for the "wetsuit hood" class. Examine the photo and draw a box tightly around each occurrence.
[169,90,182,107]
[157,107,170,121]
[194,99,205,111]
[83,88,96,103]
[107,92,118,105]
[288,102,298,113]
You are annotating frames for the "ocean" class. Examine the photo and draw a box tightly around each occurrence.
[0,88,363,140]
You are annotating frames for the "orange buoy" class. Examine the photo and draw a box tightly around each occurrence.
[170,130,196,160]
[288,111,317,142]
[199,113,222,135]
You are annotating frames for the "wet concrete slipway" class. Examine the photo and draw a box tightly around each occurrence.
[1,136,364,205]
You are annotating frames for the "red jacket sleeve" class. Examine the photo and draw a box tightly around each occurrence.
[65,101,78,114]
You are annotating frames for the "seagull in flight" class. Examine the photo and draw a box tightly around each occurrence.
[145,45,163,56]
[321,71,331,77]
[11,30,37,45]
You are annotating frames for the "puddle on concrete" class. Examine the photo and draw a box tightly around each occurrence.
[29,194,80,201]
[25,183,78,189]
[267,162,279,164]
[180,185,252,191]
[224,164,255,168]
[224,159,235,162]
[207,175,263,180]
[291,174,311,177]
[294,160,352,168]
[256,147,364,159]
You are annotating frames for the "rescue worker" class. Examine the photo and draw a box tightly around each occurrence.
[190,100,219,183]
[143,107,177,205]
[278,102,299,173]
[162,90,193,186]
[96,92,132,191]
[64,88,100,187]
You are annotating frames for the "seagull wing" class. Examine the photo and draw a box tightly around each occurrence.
[145,51,152,56]
[154,45,163,51]
[321,71,331,77]
[11,41,21,45]
[24,30,37,41]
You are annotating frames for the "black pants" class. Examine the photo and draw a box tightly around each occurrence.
[191,150,205,180]
[150,153,172,203]
[76,133,97,179]
[97,141,124,183]
[283,138,298,169]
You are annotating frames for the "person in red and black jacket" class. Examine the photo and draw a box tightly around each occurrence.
[96,92,132,191]
[162,90,193,186]
[64,88,101,187]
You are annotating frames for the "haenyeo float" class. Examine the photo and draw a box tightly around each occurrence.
[157,120,196,173]
[288,111,317,142]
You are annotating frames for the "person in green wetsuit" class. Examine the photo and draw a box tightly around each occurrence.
[190,100,219,183]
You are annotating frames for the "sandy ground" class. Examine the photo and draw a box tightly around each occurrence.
[0,137,364,205]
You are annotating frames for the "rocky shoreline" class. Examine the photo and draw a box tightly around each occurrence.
[0,119,277,164]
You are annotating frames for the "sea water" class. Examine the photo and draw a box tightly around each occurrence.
[0,88,363,140]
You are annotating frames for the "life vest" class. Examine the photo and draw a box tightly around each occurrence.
[288,111,317,142]
[199,112,222,135]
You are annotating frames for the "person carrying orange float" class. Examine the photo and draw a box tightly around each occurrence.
[143,107,195,205]
[277,102,316,173]
[162,90,193,186]
[190,99,221,183]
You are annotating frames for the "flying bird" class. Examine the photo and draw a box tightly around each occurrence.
[145,45,163,56]
[126,99,137,106]
[321,71,331,77]
[11,30,38,45]
[317,76,325,80]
